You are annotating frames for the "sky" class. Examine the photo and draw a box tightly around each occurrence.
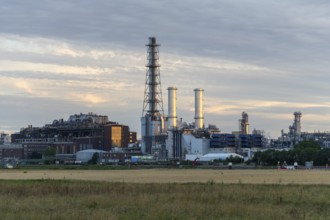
[1,0,330,138]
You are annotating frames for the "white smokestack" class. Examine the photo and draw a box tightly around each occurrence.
[167,87,177,129]
[194,88,204,129]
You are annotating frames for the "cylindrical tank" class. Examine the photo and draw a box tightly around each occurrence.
[167,87,177,129]
[194,88,204,129]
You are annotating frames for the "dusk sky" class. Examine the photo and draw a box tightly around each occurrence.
[1,0,330,138]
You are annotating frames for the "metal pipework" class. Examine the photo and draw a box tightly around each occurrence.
[194,88,204,129]
[167,87,177,129]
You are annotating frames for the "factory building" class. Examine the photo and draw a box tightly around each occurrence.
[165,88,264,160]
[271,112,303,148]
[104,123,131,150]
[210,134,236,149]
[271,111,330,148]
[0,144,23,160]
[10,113,137,160]
[0,132,11,144]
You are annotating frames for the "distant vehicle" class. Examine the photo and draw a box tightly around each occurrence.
[286,166,295,170]
[192,157,199,167]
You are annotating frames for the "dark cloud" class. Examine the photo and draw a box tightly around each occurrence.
[2,0,330,137]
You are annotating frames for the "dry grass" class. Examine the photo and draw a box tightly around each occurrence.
[0,179,329,220]
[1,169,330,219]
[0,169,330,184]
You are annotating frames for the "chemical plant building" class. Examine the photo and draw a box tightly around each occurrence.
[141,37,264,162]
[140,37,330,161]
[271,112,330,148]
[4,113,137,162]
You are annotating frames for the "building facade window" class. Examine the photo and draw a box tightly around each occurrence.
[111,126,122,147]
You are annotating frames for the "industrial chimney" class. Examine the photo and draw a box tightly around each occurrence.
[293,112,302,137]
[240,112,249,134]
[141,37,165,154]
[167,87,177,129]
[194,88,204,130]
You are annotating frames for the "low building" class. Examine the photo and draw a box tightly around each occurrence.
[0,144,23,160]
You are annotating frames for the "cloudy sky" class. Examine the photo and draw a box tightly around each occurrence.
[1,0,330,138]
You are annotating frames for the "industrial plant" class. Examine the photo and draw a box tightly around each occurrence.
[2,37,330,165]
[0,113,138,164]
[271,112,330,149]
[140,37,264,162]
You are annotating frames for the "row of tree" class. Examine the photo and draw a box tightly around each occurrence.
[251,140,330,166]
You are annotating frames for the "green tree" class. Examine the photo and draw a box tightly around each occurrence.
[43,147,56,157]
[313,148,330,166]
[226,156,243,164]
[293,140,321,165]
[294,140,321,150]
[43,147,56,164]
[88,153,99,164]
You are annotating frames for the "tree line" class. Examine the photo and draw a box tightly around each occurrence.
[251,140,330,166]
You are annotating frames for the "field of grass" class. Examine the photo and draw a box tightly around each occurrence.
[0,169,330,184]
[0,179,329,220]
[1,169,329,219]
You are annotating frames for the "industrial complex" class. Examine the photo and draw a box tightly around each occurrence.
[1,37,330,165]
[140,37,263,162]
[0,113,138,164]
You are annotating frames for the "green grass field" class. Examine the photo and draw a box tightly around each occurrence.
[0,179,329,220]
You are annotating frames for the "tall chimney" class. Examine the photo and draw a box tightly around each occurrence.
[194,88,204,129]
[293,112,302,137]
[167,87,177,129]
[240,112,249,134]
